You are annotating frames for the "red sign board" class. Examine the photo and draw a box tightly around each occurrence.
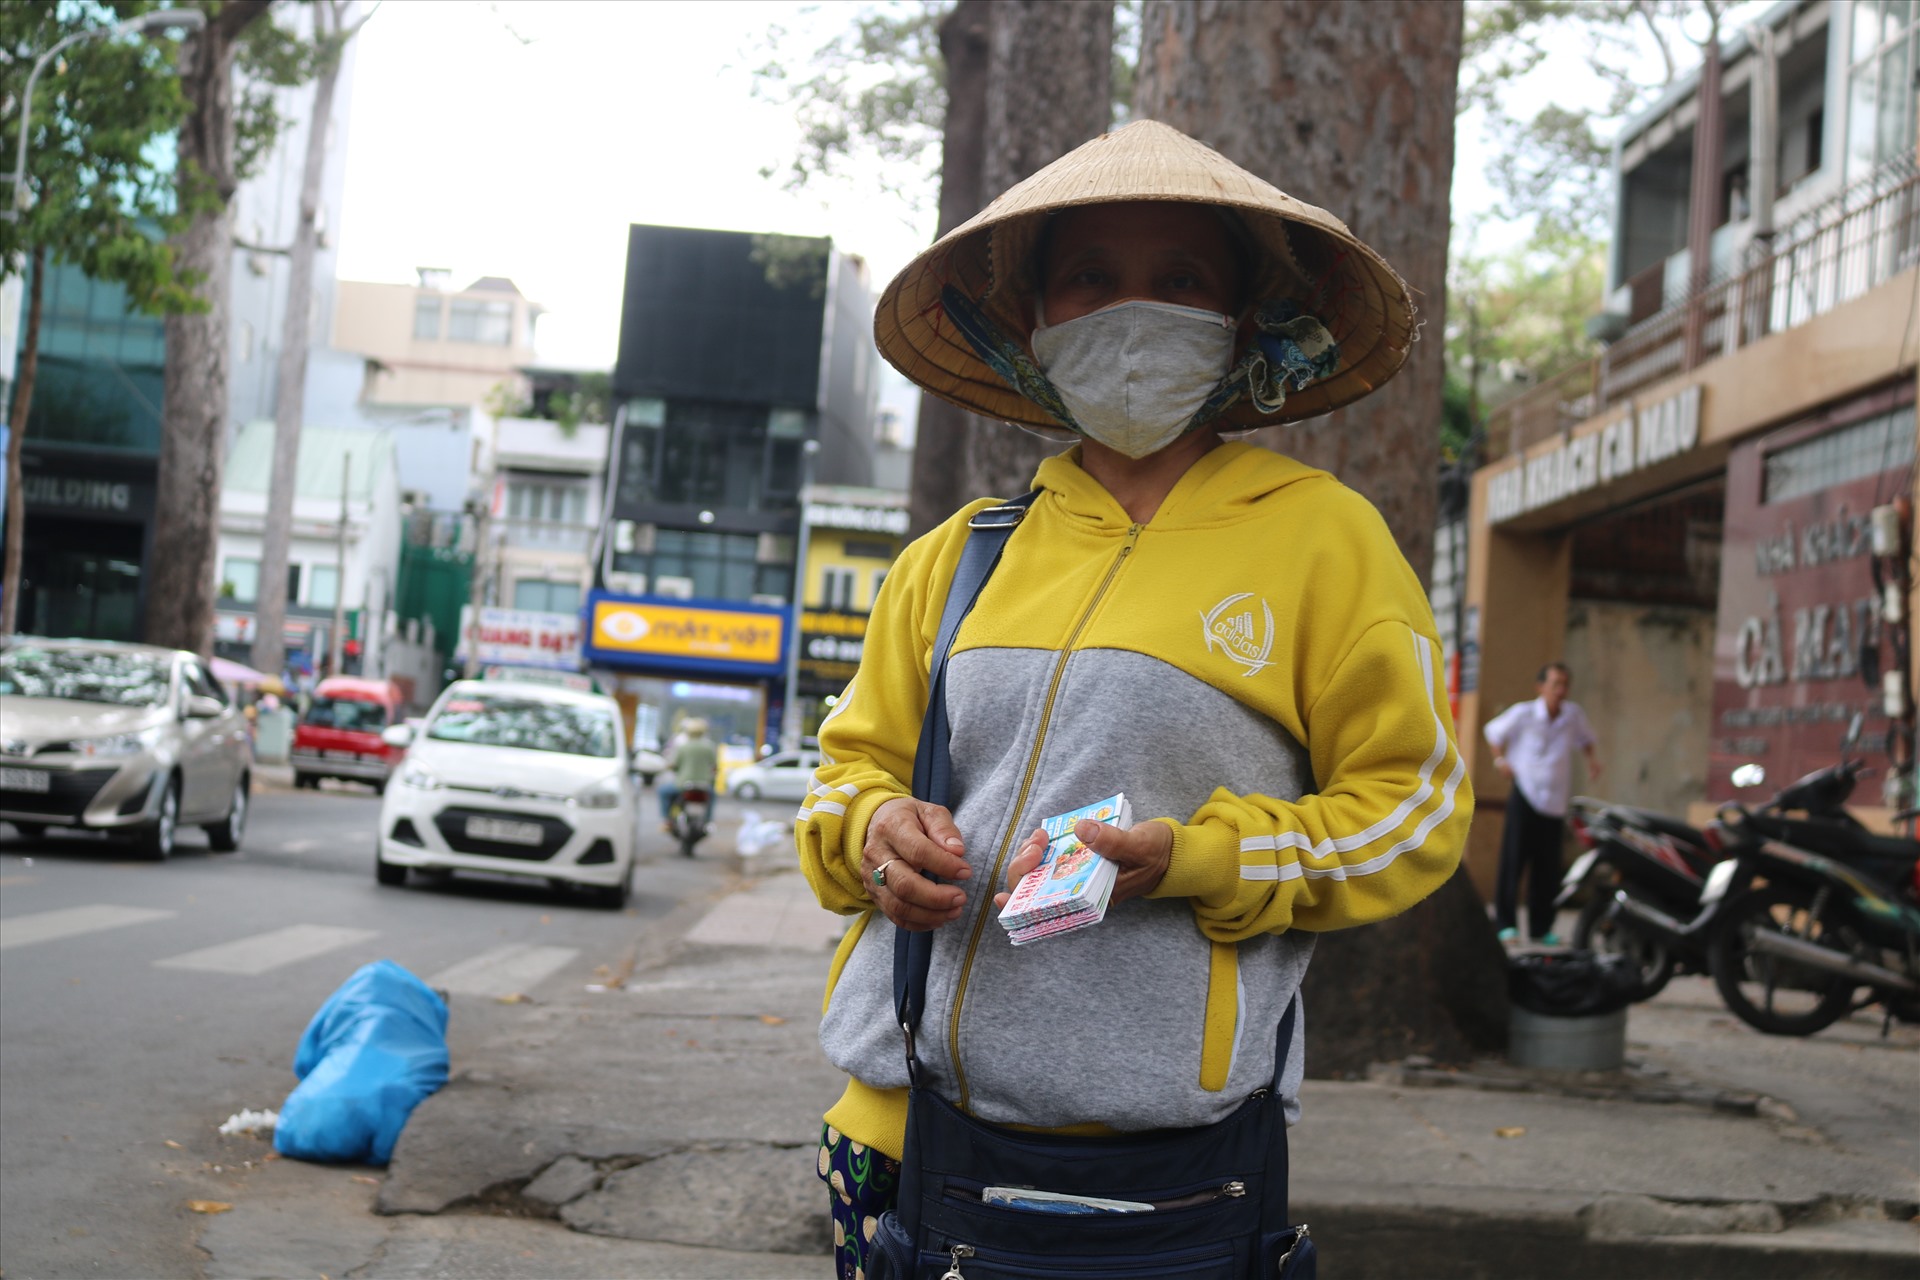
[1709,410,1904,803]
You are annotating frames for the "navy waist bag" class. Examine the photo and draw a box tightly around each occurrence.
[868,495,1315,1280]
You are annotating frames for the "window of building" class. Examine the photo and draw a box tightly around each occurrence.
[412,295,442,340]
[285,564,302,603]
[611,527,793,603]
[610,400,816,517]
[870,568,889,608]
[821,566,855,611]
[223,557,259,603]
[1845,0,1917,181]
[513,579,582,614]
[308,564,340,609]
[508,480,588,525]
[843,539,893,559]
[447,298,512,345]
[1763,405,1917,502]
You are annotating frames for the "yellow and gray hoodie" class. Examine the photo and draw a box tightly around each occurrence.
[797,443,1472,1159]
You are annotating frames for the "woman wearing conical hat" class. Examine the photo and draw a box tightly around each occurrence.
[797,120,1472,1277]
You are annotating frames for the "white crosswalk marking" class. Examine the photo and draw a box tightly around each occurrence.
[427,943,580,998]
[0,904,176,951]
[154,924,377,975]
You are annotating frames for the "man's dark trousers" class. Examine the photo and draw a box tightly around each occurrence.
[1496,786,1565,938]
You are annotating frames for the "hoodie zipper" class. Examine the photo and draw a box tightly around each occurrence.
[947,523,1144,1112]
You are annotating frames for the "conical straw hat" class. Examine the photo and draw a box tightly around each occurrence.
[873,119,1415,433]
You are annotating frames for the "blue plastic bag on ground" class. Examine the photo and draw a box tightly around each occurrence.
[274,959,449,1164]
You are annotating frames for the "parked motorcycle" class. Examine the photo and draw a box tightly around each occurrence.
[669,786,712,859]
[1706,757,1920,1036]
[1558,798,1723,1000]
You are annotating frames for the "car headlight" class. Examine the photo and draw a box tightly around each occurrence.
[398,763,442,791]
[70,726,166,757]
[572,775,624,810]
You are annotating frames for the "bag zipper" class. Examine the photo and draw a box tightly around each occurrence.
[947,524,1143,1112]
[944,1178,1246,1212]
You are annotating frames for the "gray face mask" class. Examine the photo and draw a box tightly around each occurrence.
[1031,300,1238,459]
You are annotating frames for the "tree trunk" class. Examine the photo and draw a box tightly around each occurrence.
[145,2,270,658]
[1,245,45,638]
[961,0,1112,503]
[1138,0,1509,1077]
[907,0,1112,534]
[907,0,992,540]
[254,1,343,678]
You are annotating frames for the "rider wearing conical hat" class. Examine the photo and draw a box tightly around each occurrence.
[797,120,1471,1279]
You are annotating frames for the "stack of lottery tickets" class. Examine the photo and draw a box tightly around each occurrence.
[997,793,1131,946]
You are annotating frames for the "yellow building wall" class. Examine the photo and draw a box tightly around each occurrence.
[803,529,902,612]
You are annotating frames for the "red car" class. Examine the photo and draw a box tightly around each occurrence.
[291,677,408,793]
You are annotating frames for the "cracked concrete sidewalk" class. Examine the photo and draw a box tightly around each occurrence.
[198,870,1919,1279]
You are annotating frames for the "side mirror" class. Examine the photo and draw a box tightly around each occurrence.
[185,695,224,720]
[1730,762,1767,789]
[381,724,415,748]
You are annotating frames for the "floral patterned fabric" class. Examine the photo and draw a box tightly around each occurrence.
[818,1123,901,1280]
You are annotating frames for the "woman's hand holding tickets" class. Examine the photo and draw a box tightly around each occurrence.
[994,818,1172,909]
[864,797,971,931]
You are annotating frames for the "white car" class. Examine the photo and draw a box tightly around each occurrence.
[724,749,822,802]
[375,681,639,908]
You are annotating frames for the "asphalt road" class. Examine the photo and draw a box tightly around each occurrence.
[0,778,734,1280]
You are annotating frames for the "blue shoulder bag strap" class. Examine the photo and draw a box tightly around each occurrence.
[893,491,1039,1080]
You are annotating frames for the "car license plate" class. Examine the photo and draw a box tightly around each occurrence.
[325,750,360,760]
[0,767,50,794]
[466,816,544,846]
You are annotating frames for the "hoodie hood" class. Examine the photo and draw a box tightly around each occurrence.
[1032,441,1332,532]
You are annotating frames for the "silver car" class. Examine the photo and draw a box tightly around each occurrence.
[0,638,253,858]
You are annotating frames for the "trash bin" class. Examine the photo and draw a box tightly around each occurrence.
[1506,951,1639,1071]
[254,706,295,765]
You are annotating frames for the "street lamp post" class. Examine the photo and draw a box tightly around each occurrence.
[4,9,208,222]
[781,439,821,752]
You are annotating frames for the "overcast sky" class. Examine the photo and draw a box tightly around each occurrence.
[333,1,1768,434]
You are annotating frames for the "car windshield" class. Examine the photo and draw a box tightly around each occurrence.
[425,694,617,758]
[304,696,390,732]
[0,647,172,707]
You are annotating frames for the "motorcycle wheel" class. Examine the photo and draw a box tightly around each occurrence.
[1708,885,1857,1036]
[680,825,700,858]
[1574,895,1675,1000]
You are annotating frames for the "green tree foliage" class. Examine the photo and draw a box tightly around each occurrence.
[747,2,951,214]
[746,0,1139,219]
[0,3,196,310]
[1446,219,1608,454]
[1463,0,1728,239]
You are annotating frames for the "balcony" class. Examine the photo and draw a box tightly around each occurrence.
[1484,165,1920,463]
[498,518,595,554]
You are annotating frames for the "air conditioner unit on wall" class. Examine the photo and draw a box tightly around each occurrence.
[606,572,647,597]
[653,576,694,600]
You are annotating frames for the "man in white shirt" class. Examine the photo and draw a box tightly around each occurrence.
[1483,663,1603,944]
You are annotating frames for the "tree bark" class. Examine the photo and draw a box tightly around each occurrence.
[907,0,993,540]
[906,0,1112,534]
[145,1,270,658]
[1,245,46,638]
[254,1,344,678]
[1139,0,1509,1076]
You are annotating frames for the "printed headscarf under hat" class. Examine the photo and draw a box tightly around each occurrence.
[872,119,1416,440]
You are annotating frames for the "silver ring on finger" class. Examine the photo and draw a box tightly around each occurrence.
[873,857,902,888]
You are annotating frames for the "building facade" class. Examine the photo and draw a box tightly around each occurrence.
[789,485,911,744]
[332,271,542,411]
[1458,0,1919,893]
[587,224,882,754]
[213,425,403,683]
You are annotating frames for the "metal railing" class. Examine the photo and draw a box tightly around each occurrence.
[1483,168,1920,463]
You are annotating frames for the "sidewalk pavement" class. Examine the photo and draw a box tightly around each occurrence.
[201,868,1919,1280]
